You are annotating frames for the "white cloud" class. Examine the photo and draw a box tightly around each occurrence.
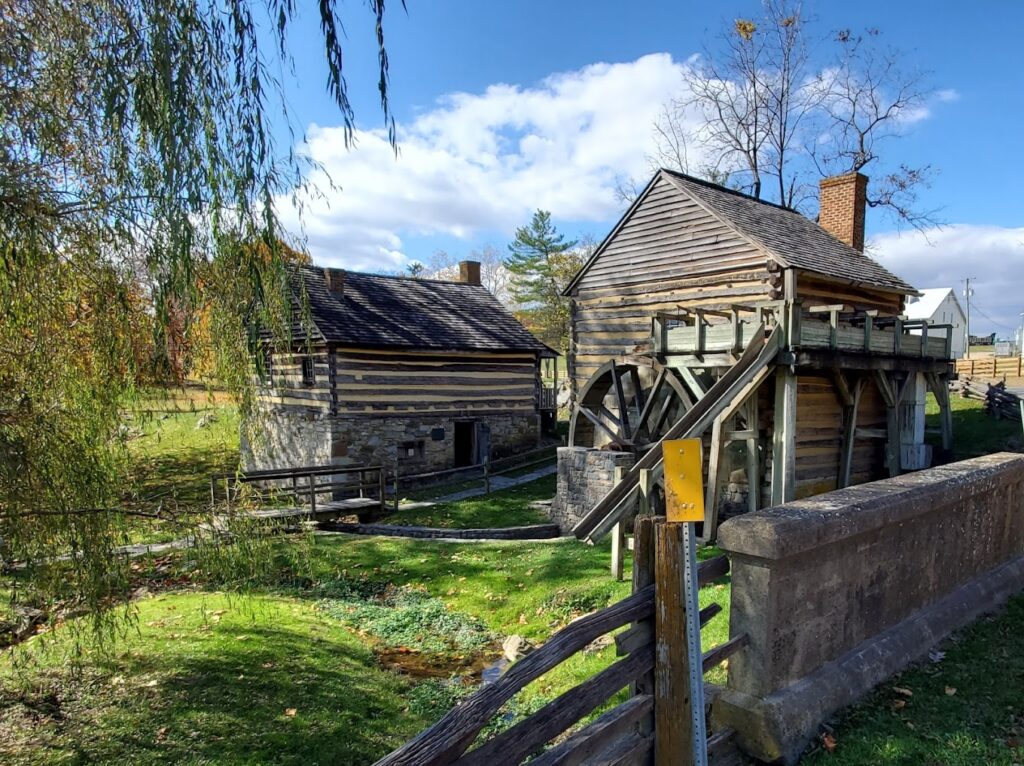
[870,225,1024,335]
[278,53,697,270]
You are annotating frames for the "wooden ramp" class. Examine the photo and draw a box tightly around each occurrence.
[209,497,382,530]
[572,325,781,544]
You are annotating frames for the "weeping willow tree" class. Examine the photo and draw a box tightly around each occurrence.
[0,0,399,637]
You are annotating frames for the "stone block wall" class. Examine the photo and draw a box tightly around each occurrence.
[714,453,1024,764]
[240,408,333,471]
[551,447,635,533]
[243,408,540,476]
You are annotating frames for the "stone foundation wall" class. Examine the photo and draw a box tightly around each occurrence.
[241,408,333,471]
[551,447,635,533]
[243,409,540,475]
[714,453,1024,764]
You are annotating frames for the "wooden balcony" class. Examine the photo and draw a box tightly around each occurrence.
[654,301,955,372]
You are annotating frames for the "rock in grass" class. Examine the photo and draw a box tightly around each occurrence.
[502,634,535,662]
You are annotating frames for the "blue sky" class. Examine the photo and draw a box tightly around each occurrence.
[273,1,1024,334]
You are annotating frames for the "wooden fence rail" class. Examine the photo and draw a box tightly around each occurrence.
[373,518,741,766]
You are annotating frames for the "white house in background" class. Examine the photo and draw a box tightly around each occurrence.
[905,287,967,359]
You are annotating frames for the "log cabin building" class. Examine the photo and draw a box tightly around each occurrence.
[555,170,956,540]
[243,261,557,475]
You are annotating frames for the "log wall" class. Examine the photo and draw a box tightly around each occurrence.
[256,345,332,411]
[792,373,885,499]
[330,348,539,416]
[569,177,777,391]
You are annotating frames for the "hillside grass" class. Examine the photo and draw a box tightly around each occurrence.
[804,594,1024,765]
[0,475,731,765]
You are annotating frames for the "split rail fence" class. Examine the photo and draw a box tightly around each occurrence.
[374,516,743,766]
[956,356,1024,379]
[209,445,559,516]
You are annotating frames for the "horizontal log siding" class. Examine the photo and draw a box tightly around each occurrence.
[568,177,773,392]
[258,346,331,410]
[796,272,904,316]
[793,373,886,498]
[331,347,539,416]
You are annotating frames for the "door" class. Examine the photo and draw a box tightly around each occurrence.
[454,421,475,467]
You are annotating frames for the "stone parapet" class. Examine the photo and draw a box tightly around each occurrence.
[714,452,1024,763]
[551,447,635,534]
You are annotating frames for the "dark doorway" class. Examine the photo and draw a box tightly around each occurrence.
[454,421,475,467]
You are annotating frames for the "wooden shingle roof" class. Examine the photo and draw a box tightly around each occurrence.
[566,169,915,295]
[293,265,551,354]
[661,170,915,294]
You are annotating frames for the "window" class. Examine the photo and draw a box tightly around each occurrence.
[301,356,316,386]
[400,440,425,460]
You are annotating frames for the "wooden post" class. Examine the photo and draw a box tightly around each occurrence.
[393,460,401,512]
[210,476,217,506]
[483,459,491,495]
[839,377,865,488]
[630,514,658,727]
[771,366,797,505]
[703,416,725,541]
[745,397,760,514]
[378,468,386,512]
[611,466,625,581]
[874,371,901,477]
[655,521,703,765]
[309,472,317,514]
[638,468,654,516]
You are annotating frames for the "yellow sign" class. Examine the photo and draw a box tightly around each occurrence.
[662,438,705,523]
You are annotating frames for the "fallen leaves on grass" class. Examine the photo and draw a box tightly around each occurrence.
[945,686,957,696]
[893,686,913,697]
[821,732,837,753]
[284,708,297,717]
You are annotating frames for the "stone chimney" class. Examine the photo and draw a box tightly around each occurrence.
[459,260,481,286]
[819,172,868,251]
[322,267,345,296]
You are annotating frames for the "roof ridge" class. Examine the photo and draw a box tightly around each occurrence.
[301,264,483,288]
[659,167,799,214]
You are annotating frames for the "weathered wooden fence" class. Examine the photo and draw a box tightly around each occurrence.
[210,463,386,515]
[373,516,743,766]
[956,356,1023,378]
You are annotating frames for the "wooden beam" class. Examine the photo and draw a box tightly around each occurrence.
[838,377,865,488]
[745,397,760,514]
[635,368,667,437]
[611,361,632,442]
[611,467,625,581]
[576,405,621,443]
[704,415,726,540]
[655,522,695,765]
[771,366,797,505]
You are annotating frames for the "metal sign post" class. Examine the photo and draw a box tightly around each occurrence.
[662,438,708,766]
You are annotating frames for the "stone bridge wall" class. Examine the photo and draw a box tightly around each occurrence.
[714,452,1024,763]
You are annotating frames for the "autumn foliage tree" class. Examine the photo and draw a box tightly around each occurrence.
[0,0,398,634]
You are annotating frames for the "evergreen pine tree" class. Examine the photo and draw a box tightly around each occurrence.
[505,210,582,353]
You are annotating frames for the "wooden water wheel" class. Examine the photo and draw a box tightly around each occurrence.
[568,360,696,449]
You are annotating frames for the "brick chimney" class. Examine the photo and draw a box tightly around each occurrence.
[818,172,868,252]
[458,260,481,286]
[322,267,345,296]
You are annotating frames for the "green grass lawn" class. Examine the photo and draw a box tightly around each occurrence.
[120,388,240,544]
[0,592,431,765]
[804,593,1024,766]
[384,474,554,527]
[926,392,1023,460]
[0,497,731,765]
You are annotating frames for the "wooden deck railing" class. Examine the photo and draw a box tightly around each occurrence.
[210,463,386,515]
[374,516,743,766]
